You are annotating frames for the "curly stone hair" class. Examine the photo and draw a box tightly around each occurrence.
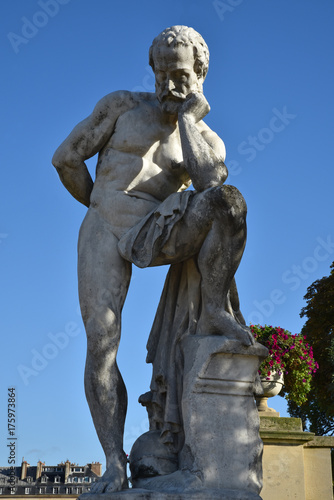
[149,25,210,81]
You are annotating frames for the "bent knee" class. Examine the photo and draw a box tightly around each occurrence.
[211,185,247,224]
[84,311,121,356]
[222,184,247,215]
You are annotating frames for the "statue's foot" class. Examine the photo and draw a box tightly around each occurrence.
[90,462,128,493]
[197,309,255,346]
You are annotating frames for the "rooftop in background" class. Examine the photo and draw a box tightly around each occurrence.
[0,459,102,498]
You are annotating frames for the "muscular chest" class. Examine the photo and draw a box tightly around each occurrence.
[108,103,185,173]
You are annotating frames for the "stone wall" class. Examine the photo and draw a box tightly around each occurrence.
[260,416,334,500]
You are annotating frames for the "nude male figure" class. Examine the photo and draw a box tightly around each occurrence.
[52,26,253,492]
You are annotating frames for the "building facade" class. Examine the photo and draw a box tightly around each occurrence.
[0,460,102,498]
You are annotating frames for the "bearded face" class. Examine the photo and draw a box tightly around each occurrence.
[153,44,203,115]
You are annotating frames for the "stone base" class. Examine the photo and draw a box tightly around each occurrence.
[178,337,267,493]
[80,488,262,500]
[260,416,334,500]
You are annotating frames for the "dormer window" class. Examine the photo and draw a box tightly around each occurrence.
[41,475,48,483]
[54,476,61,483]
[26,476,33,483]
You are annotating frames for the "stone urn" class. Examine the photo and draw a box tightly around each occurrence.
[256,371,284,415]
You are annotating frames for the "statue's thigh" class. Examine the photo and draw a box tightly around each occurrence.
[152,190,213,266]
[78,208,131,314]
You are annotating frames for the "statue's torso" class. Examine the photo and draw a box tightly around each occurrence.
[90,97,193,237]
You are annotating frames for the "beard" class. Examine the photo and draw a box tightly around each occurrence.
[160,98,184,115]
[158,89,187,116]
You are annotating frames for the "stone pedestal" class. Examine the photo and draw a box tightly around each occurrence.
[179,337,267,496]
[80,489,261,500]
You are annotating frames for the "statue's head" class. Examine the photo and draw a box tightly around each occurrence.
[149,26,209,114]
[149,25,209,81]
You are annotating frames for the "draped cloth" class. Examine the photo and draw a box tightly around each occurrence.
[118,189,244,453]
[145,258,201,452]
[118,190,194,269]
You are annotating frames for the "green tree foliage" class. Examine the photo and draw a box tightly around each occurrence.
[288,262,334,435]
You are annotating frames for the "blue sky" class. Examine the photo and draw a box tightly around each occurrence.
[1,0,334,470]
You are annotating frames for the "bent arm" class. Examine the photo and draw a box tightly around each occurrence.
[52,91,133,206]
[178,92,227,192]
[52,128,94,207]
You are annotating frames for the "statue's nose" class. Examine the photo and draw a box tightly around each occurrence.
[167,79,175,91]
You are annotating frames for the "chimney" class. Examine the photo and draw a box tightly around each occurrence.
[36,461,44,480]
[88,462,102,477]
[65,460,71,483]
[20,460,29,480]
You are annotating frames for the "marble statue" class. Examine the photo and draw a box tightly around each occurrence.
[53,26,267,499]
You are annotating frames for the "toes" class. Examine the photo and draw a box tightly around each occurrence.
[249,333,256,345]
[91,482,106,494]
[105,482,119,493]
[240,336,252,347]
[236,327,255,347]
[105,480,127,493]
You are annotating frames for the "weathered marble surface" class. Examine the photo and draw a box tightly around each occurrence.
[53,25,264,497]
